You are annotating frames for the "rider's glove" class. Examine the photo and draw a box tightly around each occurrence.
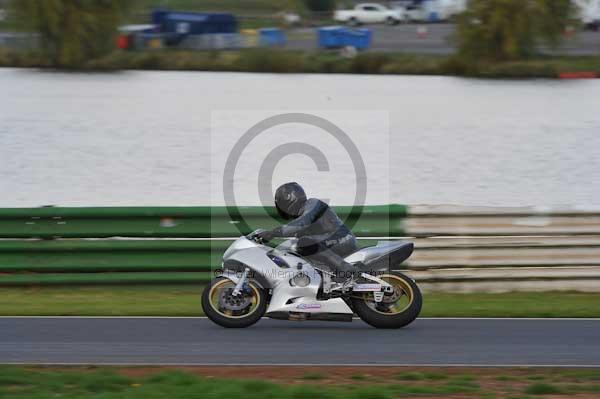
[256,229,276,243]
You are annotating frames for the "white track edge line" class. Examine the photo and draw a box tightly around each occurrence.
[2,362,600,368]
[1,316,600,321]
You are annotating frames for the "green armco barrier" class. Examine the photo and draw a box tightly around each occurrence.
[0,205,407,286]
[0,240,219,273]
[0,205,407,238]
[0,239,383,274]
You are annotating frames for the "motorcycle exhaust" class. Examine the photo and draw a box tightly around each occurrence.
[266,311,352,322]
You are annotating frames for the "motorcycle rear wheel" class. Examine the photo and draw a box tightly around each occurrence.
[352,271,422,329]
[202,277,267,328]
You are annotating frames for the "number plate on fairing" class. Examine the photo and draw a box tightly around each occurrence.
[352,284,382,292]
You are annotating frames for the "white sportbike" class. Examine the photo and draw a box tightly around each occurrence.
[202,229,422,328]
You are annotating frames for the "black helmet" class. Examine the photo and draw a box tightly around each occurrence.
[274,182,307,220]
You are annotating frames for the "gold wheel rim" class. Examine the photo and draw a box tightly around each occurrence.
[364,274,414,315]
[208,279,261,319]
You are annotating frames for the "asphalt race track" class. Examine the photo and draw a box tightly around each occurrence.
[1,317,599,366]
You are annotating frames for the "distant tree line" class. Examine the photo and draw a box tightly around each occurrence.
[11,0,132,68]
[303,0,337,13]
[456,0,576,60]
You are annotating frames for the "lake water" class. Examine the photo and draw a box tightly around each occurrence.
[1,68,599,208]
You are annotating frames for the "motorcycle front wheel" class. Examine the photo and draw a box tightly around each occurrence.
[351,271,422,329]
[202,277,267,328]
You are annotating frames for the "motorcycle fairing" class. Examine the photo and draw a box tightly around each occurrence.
[221,236,354,317]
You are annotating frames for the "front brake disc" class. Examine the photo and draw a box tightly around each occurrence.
[219,288,251,311]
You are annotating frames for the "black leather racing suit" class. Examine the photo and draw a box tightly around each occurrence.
[270,198,359,276]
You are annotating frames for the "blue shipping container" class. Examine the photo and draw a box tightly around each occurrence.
[152,9,169,26]
[152,10,238,46]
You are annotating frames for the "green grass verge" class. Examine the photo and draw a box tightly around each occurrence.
[1,366,600,399]
[2,48,600,78]
[423,291,600,318]
[0,367,483,399]
[1,286,599,317]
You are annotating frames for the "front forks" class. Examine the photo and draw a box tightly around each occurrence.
[232,267,250,297]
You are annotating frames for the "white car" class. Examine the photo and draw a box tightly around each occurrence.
[391,0,461,22]
[392,0,452,22]
[334,3,406,26]
[574,0,600,30]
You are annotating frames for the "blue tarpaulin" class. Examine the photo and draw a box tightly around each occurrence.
[317,26,372,50]
[259,28,286,47]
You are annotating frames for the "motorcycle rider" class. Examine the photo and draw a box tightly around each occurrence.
[256,182,362,282]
